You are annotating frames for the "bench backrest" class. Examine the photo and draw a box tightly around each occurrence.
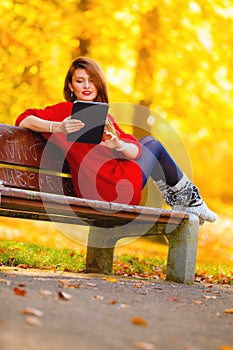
[0,124,75,196]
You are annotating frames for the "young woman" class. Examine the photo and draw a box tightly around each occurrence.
[15,56,217,224]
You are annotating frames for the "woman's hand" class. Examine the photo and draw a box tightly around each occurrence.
[101,130,139,159]
[101,130,122,149]
[55,116,85,133]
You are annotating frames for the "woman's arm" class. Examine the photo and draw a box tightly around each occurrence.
[19,115,85,134]
[104,115,142,160]
[115,140,139,159]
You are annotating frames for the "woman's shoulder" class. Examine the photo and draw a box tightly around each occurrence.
[43,101,73,117]
[45,101,73,111]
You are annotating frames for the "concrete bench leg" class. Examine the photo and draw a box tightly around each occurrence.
[165,213,199,284]
[86,226,117,274]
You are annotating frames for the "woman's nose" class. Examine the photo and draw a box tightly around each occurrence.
[84,79,90,88]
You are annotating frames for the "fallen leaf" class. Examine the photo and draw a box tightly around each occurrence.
[134,341,155,349]
[25,316,42,326]
[92,295,104,301]
[224,309,233,314]
[136,290,148,295]
[131,317,147,326]
[17,264,29,269]
[18,283,26,287]
[39,289,53,296]
[0,278,11,286]
[58,291,72,300]
[58,279,80,289]
[106,277,117,283]
[169,297,180,301]
[13,287,26,296]
[21,307,44,317]
[109,300,117,305]
[85,282,97,287]
[133,284,143,289]
[193,300,203,305]
[202,295,217,300]
[120,304,130,309]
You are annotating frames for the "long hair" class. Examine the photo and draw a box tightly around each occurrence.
[64,56,118,136]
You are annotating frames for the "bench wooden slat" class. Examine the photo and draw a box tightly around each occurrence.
[0,124,75,195]
[0,166,75,195]
[0,186,188,226]
[0,124,61,168]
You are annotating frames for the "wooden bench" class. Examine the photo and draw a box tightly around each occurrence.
[0,124,199,283]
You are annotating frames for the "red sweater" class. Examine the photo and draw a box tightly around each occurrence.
[15,102,143,205]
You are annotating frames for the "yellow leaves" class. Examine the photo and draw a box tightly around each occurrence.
[29,65,39,75]
[106,277,117,283]
[0,0,13,10]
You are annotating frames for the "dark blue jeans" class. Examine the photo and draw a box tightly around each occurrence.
[136,136,183,189]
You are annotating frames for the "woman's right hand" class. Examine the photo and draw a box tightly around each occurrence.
[55,116,85,133]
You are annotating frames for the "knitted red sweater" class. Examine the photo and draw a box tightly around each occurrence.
[15,102,143,205]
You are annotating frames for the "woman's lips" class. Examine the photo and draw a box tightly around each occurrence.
[82,91,92,95]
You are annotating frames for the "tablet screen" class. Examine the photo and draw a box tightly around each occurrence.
[66,101,109,144]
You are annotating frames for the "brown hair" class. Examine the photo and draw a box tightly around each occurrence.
[63,56,118,137]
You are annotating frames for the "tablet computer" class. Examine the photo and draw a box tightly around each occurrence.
[66,101,109,144]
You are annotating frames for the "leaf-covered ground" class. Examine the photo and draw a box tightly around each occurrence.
[1,268,233,350]
[0,239,232,285]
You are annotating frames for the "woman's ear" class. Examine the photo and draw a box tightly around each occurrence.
[68,82,73,92]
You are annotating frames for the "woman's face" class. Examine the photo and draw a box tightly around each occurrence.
[69,68,98,101]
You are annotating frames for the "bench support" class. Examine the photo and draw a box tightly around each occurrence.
[86,226,117,274]
[165,213,199,283]
[86,214,199,283]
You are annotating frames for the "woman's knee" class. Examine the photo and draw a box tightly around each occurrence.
[139,136,162,148]
[139,135,156,145]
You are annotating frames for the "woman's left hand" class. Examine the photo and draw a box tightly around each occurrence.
[101,130,122,149]
[101,130,139,159]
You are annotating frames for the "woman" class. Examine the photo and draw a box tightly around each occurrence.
[15,56,217,224]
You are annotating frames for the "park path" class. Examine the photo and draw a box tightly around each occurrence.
[0,267,233,350]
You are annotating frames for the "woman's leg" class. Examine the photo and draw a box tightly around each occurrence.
[136,136,217,223]
[136,135,183,188]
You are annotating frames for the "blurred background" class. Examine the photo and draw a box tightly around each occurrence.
[0,0,232,265]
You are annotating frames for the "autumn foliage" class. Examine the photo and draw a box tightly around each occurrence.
[0,0,233,209]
